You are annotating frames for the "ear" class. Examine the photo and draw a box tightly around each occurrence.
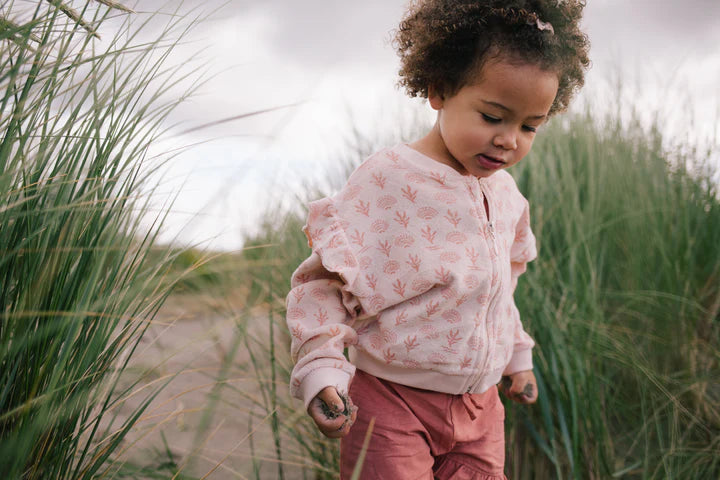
[428,85,444,111]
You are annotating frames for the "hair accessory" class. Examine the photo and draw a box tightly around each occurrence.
[534,19,554,34]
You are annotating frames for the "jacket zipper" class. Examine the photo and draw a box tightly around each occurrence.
[487,221,499,254]
[467,179,503,393]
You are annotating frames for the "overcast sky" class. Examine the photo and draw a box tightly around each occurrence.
[116,0,720,250]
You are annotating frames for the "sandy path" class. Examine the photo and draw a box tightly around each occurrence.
[110,292,324,479]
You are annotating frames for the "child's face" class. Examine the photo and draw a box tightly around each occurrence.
[427,57,559,178]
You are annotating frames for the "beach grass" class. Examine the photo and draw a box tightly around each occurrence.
[0,2,206,478]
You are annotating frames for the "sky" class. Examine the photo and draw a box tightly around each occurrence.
[110,0,720,250]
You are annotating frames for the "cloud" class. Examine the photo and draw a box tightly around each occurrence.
[585,0,720,63]
[240,0,406,69]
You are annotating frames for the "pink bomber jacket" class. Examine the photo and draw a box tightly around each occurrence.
[287,143,537,408]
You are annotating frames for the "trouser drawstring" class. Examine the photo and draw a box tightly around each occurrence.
[461,392,483,420]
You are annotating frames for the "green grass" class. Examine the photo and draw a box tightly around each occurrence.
[505,111,720,479]
[221,107,719,479]
[0,2,207,478]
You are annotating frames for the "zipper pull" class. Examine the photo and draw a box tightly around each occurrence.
[487,221,499,253]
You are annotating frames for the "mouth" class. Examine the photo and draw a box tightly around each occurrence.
[478,154,506,166]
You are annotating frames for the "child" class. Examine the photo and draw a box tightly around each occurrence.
[286,1,590,478]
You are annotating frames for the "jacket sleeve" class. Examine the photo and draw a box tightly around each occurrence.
[287,251,361,408]
[503,200,537,376]
[286,184,381,408]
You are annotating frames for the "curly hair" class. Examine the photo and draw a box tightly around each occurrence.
[394,0,591,116]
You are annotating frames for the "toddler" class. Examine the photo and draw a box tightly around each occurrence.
[286,1,590,478]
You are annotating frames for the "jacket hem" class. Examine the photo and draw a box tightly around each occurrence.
[349,347,503,395]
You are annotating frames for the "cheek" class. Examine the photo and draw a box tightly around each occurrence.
[461,124,491,144]
[449,125,479,147]
[519,137,535,156]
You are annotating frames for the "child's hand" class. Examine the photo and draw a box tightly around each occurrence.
[307,386,358,438]
[500,370,538,404]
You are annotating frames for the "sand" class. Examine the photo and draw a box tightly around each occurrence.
[110,292,322,479]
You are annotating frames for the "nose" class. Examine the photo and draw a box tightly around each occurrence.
[493,128,517,150]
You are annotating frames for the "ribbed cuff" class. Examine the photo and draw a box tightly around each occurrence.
[299,367,352,409]
[503,348,533,376]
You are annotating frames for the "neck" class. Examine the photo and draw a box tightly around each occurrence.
[409,123,466,175]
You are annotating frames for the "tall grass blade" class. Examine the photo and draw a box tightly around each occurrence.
[349,417,375,480]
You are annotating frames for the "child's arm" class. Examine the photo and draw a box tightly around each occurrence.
[502,200,539,402]
[287,251,361,436]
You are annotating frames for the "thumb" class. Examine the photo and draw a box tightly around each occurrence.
[316,386,346,415]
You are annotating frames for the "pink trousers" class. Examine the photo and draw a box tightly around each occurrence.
[340,370,507,480]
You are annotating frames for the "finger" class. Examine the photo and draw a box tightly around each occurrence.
[331,394,358,437]
[308,392,345,423]
[513,380,537,404]
[339,396,359,433]
[309,398,347,435]
[333,413,356,438]
[522,382,537,401]
[317,387,345,414]
[318,401,356,439]
[308,388,343,423]
[510,374,527,394]
[309,388,357,438]
[322,421,350,438]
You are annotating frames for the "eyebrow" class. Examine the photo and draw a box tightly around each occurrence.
[481,100,547,120]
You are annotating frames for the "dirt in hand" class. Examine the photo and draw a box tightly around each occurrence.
[522,383,534,398]
[501,376,535,400]
[319,391,352,419]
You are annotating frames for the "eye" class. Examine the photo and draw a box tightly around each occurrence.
[522,125,537,133]
[481,113,500,123]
